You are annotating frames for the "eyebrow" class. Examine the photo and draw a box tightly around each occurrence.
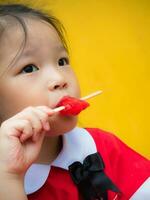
[54,45,67,53]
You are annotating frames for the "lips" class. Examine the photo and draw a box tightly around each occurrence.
[55,96,90,116]
[48,93,69,109]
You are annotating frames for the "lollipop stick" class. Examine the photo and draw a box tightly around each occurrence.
[53,90,103,113]
[80,90,102,100]
[53,106,65,113]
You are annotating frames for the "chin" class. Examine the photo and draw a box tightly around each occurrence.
[45,114,78,137]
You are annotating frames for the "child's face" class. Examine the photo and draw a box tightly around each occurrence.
[0,18,81,136]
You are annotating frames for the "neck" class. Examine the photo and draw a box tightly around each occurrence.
[35,135,62,164]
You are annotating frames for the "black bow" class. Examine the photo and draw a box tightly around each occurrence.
[69,152,120,200]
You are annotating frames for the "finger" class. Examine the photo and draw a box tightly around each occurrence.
[36,106,55,116]
[14,119,41,143]
[5,119,33,142]
[33,108,50,131]
[14,107,43,135]
[18,120,33,143]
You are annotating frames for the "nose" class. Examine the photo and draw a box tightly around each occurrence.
[48,81,68,91]
[47,74,68,91]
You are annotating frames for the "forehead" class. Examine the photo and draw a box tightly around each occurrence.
[0,18,64,75]
[0,18,23,74]
[25,18,63,48]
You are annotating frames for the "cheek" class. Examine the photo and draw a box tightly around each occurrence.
[73,80,81,98]
[0,83,17,120]
[0,81,36,120]
[68,71,81,98]
[0,91,22,120]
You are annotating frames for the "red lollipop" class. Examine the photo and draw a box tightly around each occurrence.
[56,96,89,116]
[53,91,102,116]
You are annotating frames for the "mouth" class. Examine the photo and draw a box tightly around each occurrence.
[54,95,70,108]
[50,95,70,110]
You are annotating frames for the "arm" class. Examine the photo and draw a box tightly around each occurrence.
[0,172,27,200]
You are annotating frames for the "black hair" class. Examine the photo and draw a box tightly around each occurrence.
[0,3,68,73]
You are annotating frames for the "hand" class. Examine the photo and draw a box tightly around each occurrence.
[0,106,54,175]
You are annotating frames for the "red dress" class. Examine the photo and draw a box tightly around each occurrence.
[26,127,150,200]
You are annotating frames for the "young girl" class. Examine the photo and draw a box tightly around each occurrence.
[0,3,149,200]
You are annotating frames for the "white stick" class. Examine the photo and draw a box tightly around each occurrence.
[53,106,65,113]
[81,90,103,100]
[53,90,103,113]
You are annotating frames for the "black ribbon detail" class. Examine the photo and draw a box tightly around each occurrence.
[69,152,120,200]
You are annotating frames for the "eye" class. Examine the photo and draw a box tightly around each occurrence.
[58,57,69,66]
[20,64,39,74]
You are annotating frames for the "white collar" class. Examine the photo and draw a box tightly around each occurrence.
[24,127,97,195]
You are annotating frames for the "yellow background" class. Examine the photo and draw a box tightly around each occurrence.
[2,0,150,159]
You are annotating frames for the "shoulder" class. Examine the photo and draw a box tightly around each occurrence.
[85,127,122,145]
[85,127,117,142]
[84,127,122,154]
[84,127,150,170]
[85,127,149,161]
